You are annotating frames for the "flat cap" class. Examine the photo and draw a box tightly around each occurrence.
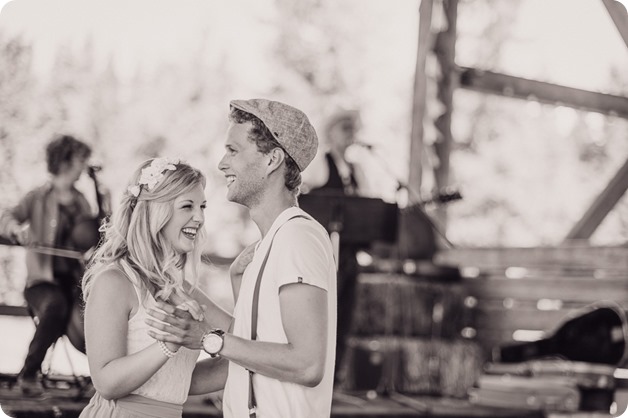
[230,99,318,171]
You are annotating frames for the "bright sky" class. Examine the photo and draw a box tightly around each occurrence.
[1,0,626,88]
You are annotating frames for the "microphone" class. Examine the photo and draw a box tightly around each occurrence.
[353,141,375,150]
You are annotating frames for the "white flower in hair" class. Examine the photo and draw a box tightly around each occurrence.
[128,185,141,197]
[128,157,180,197]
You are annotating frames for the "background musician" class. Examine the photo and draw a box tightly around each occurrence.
[305,109,366,384]
[0,135,95,397]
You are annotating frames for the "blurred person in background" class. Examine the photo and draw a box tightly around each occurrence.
[0,135,94,397]
[79,157,231,418]
[305,109,366,384]
[304,109,368,196]
[147,99,337,418]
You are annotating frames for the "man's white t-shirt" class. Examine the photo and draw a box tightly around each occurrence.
[223,207,337,418]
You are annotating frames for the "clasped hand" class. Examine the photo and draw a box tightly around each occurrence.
[145,290,207,350]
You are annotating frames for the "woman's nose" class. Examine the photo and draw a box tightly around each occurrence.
[193,207,205,223]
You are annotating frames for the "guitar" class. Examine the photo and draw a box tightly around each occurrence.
[68,165,110,252]
[397,188,463,260]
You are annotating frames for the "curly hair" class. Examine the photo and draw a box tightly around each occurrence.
[82,159,207,303]
[46,135,92,175]
[228,107,302,194]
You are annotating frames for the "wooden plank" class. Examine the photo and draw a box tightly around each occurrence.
[463,277,628,304]
[431,0,458,228]
[472,307,575,333]
[407,0,433,202]
[565,157,628,240]
[601,0,628,49]
[0,304,28,316]
[458,67,628,119]
[435,245,628,270]
[473,330,525,354]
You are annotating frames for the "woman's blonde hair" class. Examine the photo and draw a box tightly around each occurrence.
[82,158,207,302]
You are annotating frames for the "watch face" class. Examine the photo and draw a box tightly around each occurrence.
[203,333,223,354]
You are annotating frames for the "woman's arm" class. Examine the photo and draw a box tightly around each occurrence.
[85,268,178,400]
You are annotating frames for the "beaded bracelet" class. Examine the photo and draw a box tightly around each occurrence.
[157,340,178,358]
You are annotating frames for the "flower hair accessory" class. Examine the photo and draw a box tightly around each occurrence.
[127,157,180,197]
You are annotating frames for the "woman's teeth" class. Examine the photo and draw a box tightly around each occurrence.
[182,228,197,239]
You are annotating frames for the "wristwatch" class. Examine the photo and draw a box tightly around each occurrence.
[201,328,225,357]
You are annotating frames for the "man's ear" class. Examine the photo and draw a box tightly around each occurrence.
[267,148,286,173]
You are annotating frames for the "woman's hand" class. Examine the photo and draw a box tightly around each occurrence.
[167,288,205,321]
[146,301,208,351]
[229,243,256,278]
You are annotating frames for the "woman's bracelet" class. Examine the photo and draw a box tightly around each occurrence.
[157,340,178,358]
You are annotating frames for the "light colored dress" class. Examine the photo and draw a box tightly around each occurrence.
[80,278,200,418]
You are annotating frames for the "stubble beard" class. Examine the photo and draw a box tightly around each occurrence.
[228,180,264,209]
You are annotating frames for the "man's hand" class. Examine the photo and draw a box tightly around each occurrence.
[145,301,209,350]
[12,224,31,246]
[167,288,204,321]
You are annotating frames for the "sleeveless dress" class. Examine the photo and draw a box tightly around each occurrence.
[79,279,200,418]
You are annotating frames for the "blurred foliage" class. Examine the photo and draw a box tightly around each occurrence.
[0,0,627,304]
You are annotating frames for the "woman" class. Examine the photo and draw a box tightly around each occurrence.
[80,157,231,418]
[0,135,94,396]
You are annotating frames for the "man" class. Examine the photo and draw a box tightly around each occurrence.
[305,109,366,195]
[148,99,337,417]
[0,135,94,396]
[305,109,365,383]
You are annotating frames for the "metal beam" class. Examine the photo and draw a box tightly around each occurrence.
[458,67,628,119]
[565,156,628,240]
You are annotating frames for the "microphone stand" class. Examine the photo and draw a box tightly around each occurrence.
[352,143,455,249]
[343,144,455,413]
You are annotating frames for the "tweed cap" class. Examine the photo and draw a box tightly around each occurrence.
[230,99,319,171]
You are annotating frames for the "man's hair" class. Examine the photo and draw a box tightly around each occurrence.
[229,107,302,194]
[46,135,92,175]
[83,159,207,302]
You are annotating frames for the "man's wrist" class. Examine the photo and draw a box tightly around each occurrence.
[201,328,225,357]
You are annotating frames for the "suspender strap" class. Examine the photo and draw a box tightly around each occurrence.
[248,214,308,418]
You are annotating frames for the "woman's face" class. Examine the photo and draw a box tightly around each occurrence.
[162,183,206,254]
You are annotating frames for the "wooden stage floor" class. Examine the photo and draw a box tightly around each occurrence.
[0,375,543,418]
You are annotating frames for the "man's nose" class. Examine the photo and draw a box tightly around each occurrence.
[218,155,228,171]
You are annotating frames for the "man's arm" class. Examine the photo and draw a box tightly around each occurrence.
[147,282,328,387]
[188,357,230,395]
[222,283,328,387]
